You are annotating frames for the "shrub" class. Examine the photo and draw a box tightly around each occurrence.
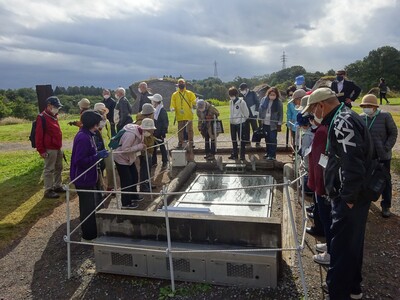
[206,98,228,106]
[0,117,29,126]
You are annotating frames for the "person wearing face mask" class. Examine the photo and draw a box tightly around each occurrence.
[68,98,91,128]
[228,87,249,160]
[150,94,169,168]
[113,119,152,209]
[302,87,374,300]
[170,78,197,149]
[258,87,283,160]
[114,87,133,132]
[94,102,113,192]
[330,70,361,108]
[135,104,156,192]
[196,99,220,161]
[360,94,398,217]
[70,110,108,240]
[294,75,311,91]
[287,89,307,153]
[102,89,116,136]
[378,78,390,105]
[239,83,260,148]
[35,96,65,199]
[137,82,153,112]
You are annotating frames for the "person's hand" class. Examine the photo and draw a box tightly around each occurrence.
[346,203,354,209]
[40,152,48,159]
[345,98,352,104]
[96,149,109,159]
[277,125,282,132]
[140,144,147,151]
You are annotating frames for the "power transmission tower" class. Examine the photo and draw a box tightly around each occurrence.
[213,60,219,78]
[281,51,287,70]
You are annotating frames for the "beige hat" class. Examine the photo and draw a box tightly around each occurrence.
[78,98,91,109]
[148,93,163,103]
[289,89,307,103]
[141,103,155,115]
[296,95,310,111]
[360,94,379,107]
[94,102,109,114]
[141,118,156,130]
[301,87,337,114]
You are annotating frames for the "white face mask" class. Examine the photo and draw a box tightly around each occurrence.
[241,89,248,96]
[230,96,236,101]
[138,88,142,93]
[143,131,151,137]
[99,120,106,129]
[363,108,375,116]
[103,95,110,100]
[51,107,59,115]
[296,84,303,89]
[313,105,324,124]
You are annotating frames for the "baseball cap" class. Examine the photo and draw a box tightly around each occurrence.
[46,96,63,108]
[239,83,248,90]
[301,87,337,114]
[294,75,305,85]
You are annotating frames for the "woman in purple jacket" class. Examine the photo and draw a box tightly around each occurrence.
[70,110,108,241]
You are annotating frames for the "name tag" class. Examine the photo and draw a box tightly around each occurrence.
[318,154,328,168]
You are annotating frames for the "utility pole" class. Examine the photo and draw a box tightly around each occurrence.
[281,51,287,70]
[213,60,219,78]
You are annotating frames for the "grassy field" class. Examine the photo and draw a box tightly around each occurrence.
[0,98,399,251]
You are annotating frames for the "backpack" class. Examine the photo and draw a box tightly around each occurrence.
[108,129,126,150]
[29,114,46,148]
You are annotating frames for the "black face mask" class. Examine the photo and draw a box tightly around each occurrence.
[178,84,185,89]
[336,75,344,82]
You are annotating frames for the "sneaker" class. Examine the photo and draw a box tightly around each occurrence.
[267,157,276,161]
[382,206,391,218]
[80,237,94,243]
[306,205,315,213]
[350,293,363,299]
[228,155,238,160]
[44,190,60,199]
[53,186,66,193]
[122,202,139,209]
[315,243,327,253]
[313,251,330,265]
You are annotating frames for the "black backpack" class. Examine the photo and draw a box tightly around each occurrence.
[29,114,46,148]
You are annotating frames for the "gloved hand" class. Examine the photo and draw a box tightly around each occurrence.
[68,121,78,126]
[96,149,109,159]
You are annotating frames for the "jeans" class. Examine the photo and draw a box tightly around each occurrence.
[115,162,139,206]
[230,122,247,158]
[327,197,371,300]
[263,125,278,158]
[380,159,392,208]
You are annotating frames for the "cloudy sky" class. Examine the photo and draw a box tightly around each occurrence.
[0,0,399,89]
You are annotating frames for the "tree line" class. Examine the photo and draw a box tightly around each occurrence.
[0,45,399,121]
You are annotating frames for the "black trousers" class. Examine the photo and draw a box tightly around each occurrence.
[243,118,259,144]
[230,122,247,158]
[327,198,371,300]
[379,92,389,104]
[204,132,216,155]
[77,187,98,240]
[152,137,168,164]
[115,162,139,205]
[109,122,116,137]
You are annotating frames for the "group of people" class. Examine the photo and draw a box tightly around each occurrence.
[294,85,397,299]
[34,73,397,297]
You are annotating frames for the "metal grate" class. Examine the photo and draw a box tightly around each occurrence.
[226,263,254,278]
[166,258,191,272]
[111,252,133,266]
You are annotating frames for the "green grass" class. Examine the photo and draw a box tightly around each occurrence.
[0,150,72,250]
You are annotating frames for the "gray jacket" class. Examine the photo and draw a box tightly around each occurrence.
[258,97,283,131]
[361,110,398,160]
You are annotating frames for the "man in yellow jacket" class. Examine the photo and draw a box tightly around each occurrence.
[170,78,197,149]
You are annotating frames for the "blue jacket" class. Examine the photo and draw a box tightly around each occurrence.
[287,102,298,132]
[70,128,98,188]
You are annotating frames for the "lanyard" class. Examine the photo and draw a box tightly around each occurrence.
[364,110,380,130]
[325,103,344,154]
